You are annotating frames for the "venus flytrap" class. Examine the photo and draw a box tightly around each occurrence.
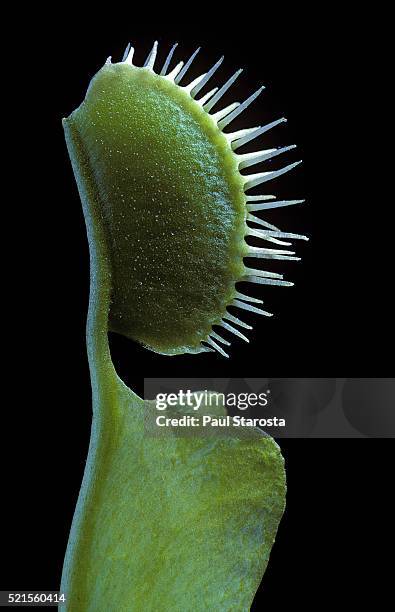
[60,41,305,611]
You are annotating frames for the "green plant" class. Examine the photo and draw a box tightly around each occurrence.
[60,41,304,611]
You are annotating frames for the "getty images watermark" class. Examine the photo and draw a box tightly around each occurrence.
[154,389,286,429]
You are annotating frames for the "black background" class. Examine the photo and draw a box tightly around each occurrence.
[2,7,393,610]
